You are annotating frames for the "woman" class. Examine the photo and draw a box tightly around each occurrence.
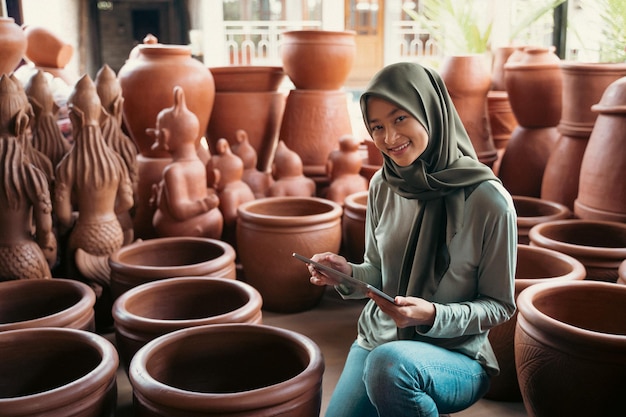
[308,62,517,416]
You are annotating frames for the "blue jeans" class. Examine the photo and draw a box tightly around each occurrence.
[325,340,490,417]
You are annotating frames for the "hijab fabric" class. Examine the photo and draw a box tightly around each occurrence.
[360,62,499,339]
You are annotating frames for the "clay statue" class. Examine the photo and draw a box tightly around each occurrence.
[232,129,274,198]
[325,134,368,204]
[267,140,316,197]
[0,74,57,280]
[149,86,223,239]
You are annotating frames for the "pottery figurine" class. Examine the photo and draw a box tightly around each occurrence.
[325,134,368,204]
[267,141,316,197]
[232,129,274,198]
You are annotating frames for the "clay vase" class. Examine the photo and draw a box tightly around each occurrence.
[575,75,626,222]
[618,259,626,285]
[515,280,626,416]
[440,54,498,168]
[341,190,368,263]
[485,244,586,402]
[23,25,73,69]
[487,90,518,175]
[513,195,571,245]
[0,327,118,417]
[112,276,262,370]
[491,46,518,91]
[528,219,626,282]
[0,278,96,332]
[109,237,236,300]
[280,30,356,90]
[542,62,626,210]
[0,17,27,75]
[237,196,343,313]
[130,323,324,416]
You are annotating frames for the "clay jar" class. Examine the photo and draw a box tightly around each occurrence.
[485,244,585,402]
[237,196,343,313]
[0,327,118,417]
[109,237,236,300]
[0,17,27,75]
[575,75,626,222]
[341,190,368,263]
[515,280,626,416]
[23,25,73,69]
[513,195,571,244]
[529,219,626,282]
[280,30,356,90]
[112,277,262,370]
[0,278,96,332]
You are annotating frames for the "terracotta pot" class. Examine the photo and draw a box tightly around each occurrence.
[280,30,356,90]
[440,54,498,167]
[237,196,343,313]
[529,219,626,282]
[209,65,286,92]
[487,90,517,151]
[118,42,215,158]
[0,327,118,416]
[515,280,626,416]
[109,237,236,300]
[0,278,96,332]
[542,62,626,210]
[23,25,73,68]
[513,195,571,245]
[485,244,585,401]
[618,259,626,285]
[0,17,27,75]
[341,190,368,263]
[130,323,324,416]
[575,75,626,222]
[491,46,518,91]
[113,276,262,370]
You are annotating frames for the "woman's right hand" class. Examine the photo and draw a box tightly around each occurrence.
[308,252,351,287]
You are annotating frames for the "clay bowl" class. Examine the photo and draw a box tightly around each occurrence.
[130,323,324,416]
[0,278,96,332]
[209,65,286,92]
[515,280,626,416]
[0,327,118,416]
[112,276,263,369]
[513,195,571,244]
[109,237,236,300]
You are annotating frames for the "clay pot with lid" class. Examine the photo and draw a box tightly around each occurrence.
[0,17,27,75]
[513,195,571,244]
[0,327,118,417]
[515,280,626,416]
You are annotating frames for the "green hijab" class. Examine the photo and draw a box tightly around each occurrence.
[360,62,499,337]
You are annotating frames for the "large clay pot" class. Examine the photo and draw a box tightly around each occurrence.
[130,323,324,416]
[23,25,73,68]
[113,276,262,370]
[491,46,518,91]
[515,280,626,416]
[513,195,571,245]
[118,41,215,158]
[0,278,96,332]
[280,30,356,90]
[237,196,343,313]
[210,65,286,92]
[485,244,585,401]
[529,219,626,282]
[109,237,236,300]
[341,190,368,263]
[0,327,118,417]
[575,75,626,222]
[0,17,27,75]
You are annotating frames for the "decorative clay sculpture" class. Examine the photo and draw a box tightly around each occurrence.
[267,140,316,197]
[325,134,368,204]
[232,129,273,198]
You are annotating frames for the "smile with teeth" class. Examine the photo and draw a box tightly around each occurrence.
[389,142,410,152]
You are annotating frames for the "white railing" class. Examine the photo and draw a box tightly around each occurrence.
[390,21,441,63]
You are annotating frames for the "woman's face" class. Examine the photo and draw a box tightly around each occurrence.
[366,96,429,167]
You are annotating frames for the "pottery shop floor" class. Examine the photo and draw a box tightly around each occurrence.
[107,287,528,416]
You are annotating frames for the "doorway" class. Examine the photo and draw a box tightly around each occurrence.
[345,0,384,87]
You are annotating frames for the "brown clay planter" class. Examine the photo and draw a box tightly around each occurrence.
[485,244,585,401]
[0,327,118,416]
[513,195,571,244]
[130,323,324,416]
[528,219,626,282]
[109,237,236,300]
[341,190,368,263]
[112,276,263,369]
[515,280,626,416]
[0,278,96,332]
[209,65,286,92]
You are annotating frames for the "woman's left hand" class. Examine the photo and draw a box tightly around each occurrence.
[368,292,436,329]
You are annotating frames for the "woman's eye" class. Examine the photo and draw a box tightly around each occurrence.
[396,115,407,123]
[370,124,382,131]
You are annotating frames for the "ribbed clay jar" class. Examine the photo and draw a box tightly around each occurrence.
[130,323,324,417]
[0,327,118,417]
[0,278,96,332]
[112,276,263,370]
[515,280,626,416]
[237,196,343,312]
[485,244,585,402]
[341,190,368,263]
[513,195,571,245]
[109,237,236,300]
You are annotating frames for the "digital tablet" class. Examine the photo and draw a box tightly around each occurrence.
[292,252,396,304]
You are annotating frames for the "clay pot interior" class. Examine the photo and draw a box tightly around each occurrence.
[530,220,626,249]
[515,245,586,282]
[513,195,571,244]
[209,65,286,92]
[241,196,335,218]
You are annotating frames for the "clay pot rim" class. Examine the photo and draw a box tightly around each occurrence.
[515,244,586,291]
[0,327,118,411]
[130,323,324,410]
[344,190,368,210]
[112,277,262,331]
[281,29,356,42]
[559,60,626,72]
[136,44,192,57]
[237,196,343,225]
[0,279,96,331]
[513,195,571,228]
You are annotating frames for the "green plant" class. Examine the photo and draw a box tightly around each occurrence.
[571,0,626,62]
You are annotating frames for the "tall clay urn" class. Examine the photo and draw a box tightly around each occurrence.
[0,327,119,417]
[0,17,27,75]
[130,323,325,417]
[515,280,626,416]
[237,196,343,312]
